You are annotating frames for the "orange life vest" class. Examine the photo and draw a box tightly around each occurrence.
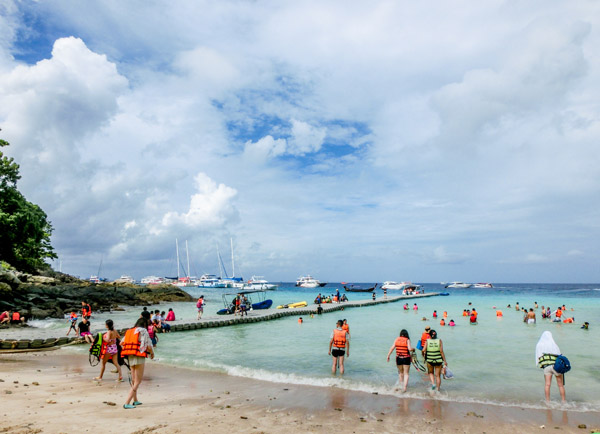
[394,336,410,357]
[463,311,468,316]
[120,328,147,358]
[12,312,20,321]
[496,310,503,317]
[440,319,445,326]
[332,329,347,348]
[556,309,563,318]
[443,311,447,318]
[563,318,573,323]
[420,332,430,348]
[342,324,349,332]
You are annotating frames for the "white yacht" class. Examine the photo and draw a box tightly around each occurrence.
[114,275,135,284]
[296,275,326,288]
[382,281,414,290]
[196,274,230,288]
[244,276,278,290]
[141,276,165,285]
[445,282,473,288]
[473,282,493,288]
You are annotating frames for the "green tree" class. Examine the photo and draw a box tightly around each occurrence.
[0,139,56,272]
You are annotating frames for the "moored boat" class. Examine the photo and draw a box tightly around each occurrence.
[445,282,472,288]
[296,275,325,288]
[473,282,493,288]
[343,283,378,292]
[244,276,278,290]
[382,281,415,290]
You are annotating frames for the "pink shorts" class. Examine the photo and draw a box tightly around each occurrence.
[106,344,118,355]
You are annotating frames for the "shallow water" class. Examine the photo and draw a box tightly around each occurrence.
[44,283,600,411]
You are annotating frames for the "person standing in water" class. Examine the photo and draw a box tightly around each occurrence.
[342,319,350,337]
[535,331,566,403]
[196,296,205,319]
[328,320,349,376]
[424,329,447,391]
[386,329,413,392]
[122,317,155,409]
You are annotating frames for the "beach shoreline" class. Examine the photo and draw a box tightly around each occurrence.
[1,350,599,433]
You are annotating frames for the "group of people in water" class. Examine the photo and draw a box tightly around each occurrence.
[328,320,449,393]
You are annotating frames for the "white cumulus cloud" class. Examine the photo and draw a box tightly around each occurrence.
[162,173,239,229]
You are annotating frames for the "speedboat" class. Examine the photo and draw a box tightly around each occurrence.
[244,276,278,290]
[382,281,415,290]
[473,282,493,288]
[217,290,273,315]
[296,275,326,288]
[445,282,472,288]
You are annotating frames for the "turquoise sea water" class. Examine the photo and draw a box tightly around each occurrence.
[56,283,600,411]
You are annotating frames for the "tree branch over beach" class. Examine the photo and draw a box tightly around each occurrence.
[0,137,56,272]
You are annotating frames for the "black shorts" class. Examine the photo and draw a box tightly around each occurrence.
[396,356,411,366]
[427,361,443,366]
[332,348,345,357]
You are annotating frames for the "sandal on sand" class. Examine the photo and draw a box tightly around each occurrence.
[123,404,136,409]
[116,378,124,382]
[93,377,102,381]
[133,401,142,406]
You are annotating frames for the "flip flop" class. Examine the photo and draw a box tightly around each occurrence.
[123,404,136,409]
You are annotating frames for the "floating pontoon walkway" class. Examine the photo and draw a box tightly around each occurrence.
[0,293,439,352]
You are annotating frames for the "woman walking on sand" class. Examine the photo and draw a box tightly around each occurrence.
[535,331,566,403]
[386,329,413,392]
[94,319,123,382]
[121,317,155,409]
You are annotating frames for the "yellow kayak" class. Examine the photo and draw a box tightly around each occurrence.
[276,301,308,309]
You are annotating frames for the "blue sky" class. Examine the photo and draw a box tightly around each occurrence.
[0,0,599,283]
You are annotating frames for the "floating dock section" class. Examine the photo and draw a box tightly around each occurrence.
[0,293,439,352]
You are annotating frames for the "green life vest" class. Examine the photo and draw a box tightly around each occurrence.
[425,338,443,364]
[538,353,558,369]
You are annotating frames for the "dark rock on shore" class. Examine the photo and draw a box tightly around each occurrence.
[0,269,193,319]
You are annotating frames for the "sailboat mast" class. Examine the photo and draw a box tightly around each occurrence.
[176,238,180,279]
[231,238,235,278]
[185,240,191,278]
[185,240,190,279]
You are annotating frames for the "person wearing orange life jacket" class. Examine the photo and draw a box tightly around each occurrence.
[328,320,350,375]
[122,317,154,409]
[440,319,446,326]
[66,311,78,335]
[418,326,431,356]
[386,329,414,392]
[342,319,350,337]
[10,311,25,324]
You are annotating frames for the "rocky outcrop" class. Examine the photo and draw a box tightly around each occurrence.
[0,270,194,319]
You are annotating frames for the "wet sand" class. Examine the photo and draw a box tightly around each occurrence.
[1,350,598,434]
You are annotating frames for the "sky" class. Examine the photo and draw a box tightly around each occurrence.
[0,0,599,283]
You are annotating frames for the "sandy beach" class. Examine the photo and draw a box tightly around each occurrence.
[1,350,598,434]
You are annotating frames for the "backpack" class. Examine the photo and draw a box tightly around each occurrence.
[554,355,571,374]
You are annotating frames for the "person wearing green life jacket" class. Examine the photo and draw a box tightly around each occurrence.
[424,329,447,391]
[535,331,566,403]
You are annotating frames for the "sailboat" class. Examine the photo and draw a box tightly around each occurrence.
[218,238,245,288]
[173,239,196,287]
